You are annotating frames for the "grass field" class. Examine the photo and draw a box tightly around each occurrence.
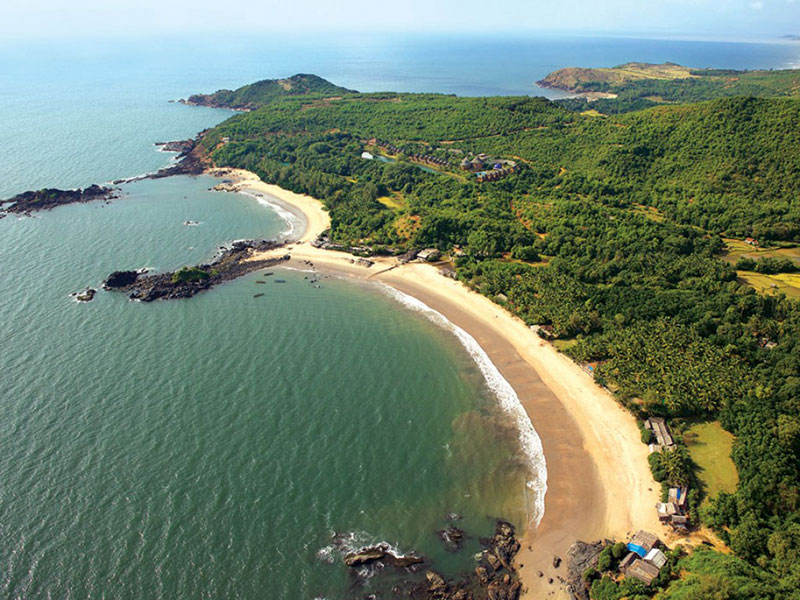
[722,238,800,265]
[686,421,738,502]
[737,271,800,298]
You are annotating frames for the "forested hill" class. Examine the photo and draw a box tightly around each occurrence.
[182,74,356,110]
[198,80,800,598]
[539,62,800,114]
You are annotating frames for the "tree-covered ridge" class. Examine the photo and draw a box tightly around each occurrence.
[183,74,356,110]
[198,82,800,597]
[540,62,800,114]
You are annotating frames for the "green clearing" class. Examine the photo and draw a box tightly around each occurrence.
[686,421,738,501]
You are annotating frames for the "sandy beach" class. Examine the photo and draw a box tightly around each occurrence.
[210,168,664,598]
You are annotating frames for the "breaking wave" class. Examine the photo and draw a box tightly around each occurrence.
[380,286,548,528]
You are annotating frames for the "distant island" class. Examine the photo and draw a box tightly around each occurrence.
[538,61,800,113]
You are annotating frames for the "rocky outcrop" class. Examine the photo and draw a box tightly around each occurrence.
[1,184,118,215]
[339,520,523,600]
[144,136,209,179]
[155,139,195,153]
[104,270,141,289]
[344,544,424,568]
[565,540,609,600]
[75,288,96,302]
[105,240,288,302]
[437,525,466,552]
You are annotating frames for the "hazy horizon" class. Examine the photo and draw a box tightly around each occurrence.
[2,0,800,42]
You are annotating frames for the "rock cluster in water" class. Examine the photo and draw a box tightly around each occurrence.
[1,184,118,216]
[104,240,288,302]
[339,520,523,600]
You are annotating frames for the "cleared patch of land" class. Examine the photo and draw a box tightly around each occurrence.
[686,422,738,502]
[737,271,800,298]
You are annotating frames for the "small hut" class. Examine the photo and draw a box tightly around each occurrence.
[460,158,472,171]
[644,548,668,569]
[627,530,659,557]
[626,559,661,585]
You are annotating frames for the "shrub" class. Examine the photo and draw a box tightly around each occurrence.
[641,428,654,444]
[611,542,628,560]
[171,267,210,284]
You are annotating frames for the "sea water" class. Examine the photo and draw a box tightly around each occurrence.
[1,33,797,598]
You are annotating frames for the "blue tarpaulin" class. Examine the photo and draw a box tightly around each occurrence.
[627,543,647,557]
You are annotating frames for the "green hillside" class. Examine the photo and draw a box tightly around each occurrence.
[183,73,356,110]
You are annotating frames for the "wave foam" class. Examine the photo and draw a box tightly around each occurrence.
[381,286,548,528]
[235,190,304,241]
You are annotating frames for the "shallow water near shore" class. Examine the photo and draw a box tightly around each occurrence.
[0,175,532,598]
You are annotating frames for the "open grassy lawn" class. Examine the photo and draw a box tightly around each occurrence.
[377,192,405,210]
[686,421,738,502]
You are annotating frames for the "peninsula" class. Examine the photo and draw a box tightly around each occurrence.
[538,61,800,113]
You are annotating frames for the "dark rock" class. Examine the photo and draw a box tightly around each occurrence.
[75,288,96,302]
[553,555,562,568]
[155,139,195,153]
[565,540,609,600]
[445,513,462,522]
[2,184,118,215]
[437,525,466,552]
[104,270,139,289]
[105,240,285,302]
[426,571,447,593]
[344,547,388,567]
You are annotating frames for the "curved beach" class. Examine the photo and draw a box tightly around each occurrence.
[212,167,663,598]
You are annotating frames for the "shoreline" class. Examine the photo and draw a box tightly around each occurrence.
[211,167,663,598]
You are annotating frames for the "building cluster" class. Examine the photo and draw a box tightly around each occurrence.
[477,167,515,183]
[368,138,401,155]
[645,417,691,532]
[620,530,668,586]
[657,487,690,532]
[460,154,517,182]
[409,154,449,168]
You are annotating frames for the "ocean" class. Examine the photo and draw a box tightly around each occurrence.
[1,33,797,598]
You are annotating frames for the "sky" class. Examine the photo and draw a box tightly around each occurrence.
[2,0,800,40]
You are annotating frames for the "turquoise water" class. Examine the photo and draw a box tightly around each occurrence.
[2,33,799,598]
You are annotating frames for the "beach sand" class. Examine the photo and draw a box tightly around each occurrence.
[211,168,664,598]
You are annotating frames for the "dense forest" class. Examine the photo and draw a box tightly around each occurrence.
[199,77,800,598]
